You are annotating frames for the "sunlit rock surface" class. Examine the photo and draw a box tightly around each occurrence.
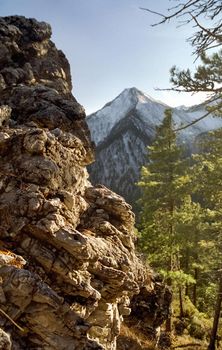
[0,16,170,349]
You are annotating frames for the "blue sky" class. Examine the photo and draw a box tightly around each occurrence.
[0,0,207,114]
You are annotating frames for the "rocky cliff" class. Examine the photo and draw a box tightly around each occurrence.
[0,16,170,350]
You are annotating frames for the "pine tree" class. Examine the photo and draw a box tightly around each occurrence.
[192,129,222,349]
[174,196,207,307]
[138,109,190,271]
[138,109,196,331]
[141,1,222,345]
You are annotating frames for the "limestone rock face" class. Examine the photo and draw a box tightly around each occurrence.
[0,16,170,350]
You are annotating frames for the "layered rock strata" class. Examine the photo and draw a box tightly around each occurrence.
[0,16,170,349]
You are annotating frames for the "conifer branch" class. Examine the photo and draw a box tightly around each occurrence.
[174,96,222,131]
[174,109,213,131]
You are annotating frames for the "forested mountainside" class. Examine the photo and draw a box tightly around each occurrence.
[87,87,222,204]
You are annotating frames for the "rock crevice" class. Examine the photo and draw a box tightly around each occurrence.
[0,16,170,350]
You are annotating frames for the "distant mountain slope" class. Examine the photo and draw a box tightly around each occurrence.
[87,87,222,205]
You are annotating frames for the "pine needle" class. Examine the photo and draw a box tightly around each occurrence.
[0,307,25,332]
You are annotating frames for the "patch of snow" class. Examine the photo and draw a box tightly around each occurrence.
[87,87,222,146]
[87,88,138,145]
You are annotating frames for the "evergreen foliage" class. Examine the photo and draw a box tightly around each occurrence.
[138,109,191,273]
[140,1,222,348]
[137,110,222,345]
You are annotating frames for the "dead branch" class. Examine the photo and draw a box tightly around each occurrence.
[0,307,25,332]
[173,343,202,348]
[141,0,222,54]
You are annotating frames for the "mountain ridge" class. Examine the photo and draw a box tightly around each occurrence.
[87,87,171,146]
[87,87,222,204]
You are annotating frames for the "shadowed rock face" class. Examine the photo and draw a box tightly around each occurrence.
[0,16,170,350]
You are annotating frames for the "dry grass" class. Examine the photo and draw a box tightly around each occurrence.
[118,323,156,350]
[0,249,24,268]
[172,334,202,348]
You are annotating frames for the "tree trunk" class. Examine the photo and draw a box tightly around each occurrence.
[192,228,199,306]
[179,287,184,319]
[165,276,172,333]
[208,273,222,350]
[193,268,198,307]
[166,316,172,333]
[166,270,172,333]
[185,248,189,297]
[166,201,175,335]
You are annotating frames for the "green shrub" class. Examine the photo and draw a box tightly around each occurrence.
[174,319,187,335]
[188,320,205,340]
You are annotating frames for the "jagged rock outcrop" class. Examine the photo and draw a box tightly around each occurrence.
[0,16,170,350]
[117,275,171,350]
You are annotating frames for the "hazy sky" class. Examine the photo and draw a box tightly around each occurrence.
[1,0,208,114]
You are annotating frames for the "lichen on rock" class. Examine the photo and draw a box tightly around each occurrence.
[0,16,170,350]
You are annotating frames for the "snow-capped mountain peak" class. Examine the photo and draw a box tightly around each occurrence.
[87,88,222,205]
[87,87,170,145]
[87,87,222,146]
